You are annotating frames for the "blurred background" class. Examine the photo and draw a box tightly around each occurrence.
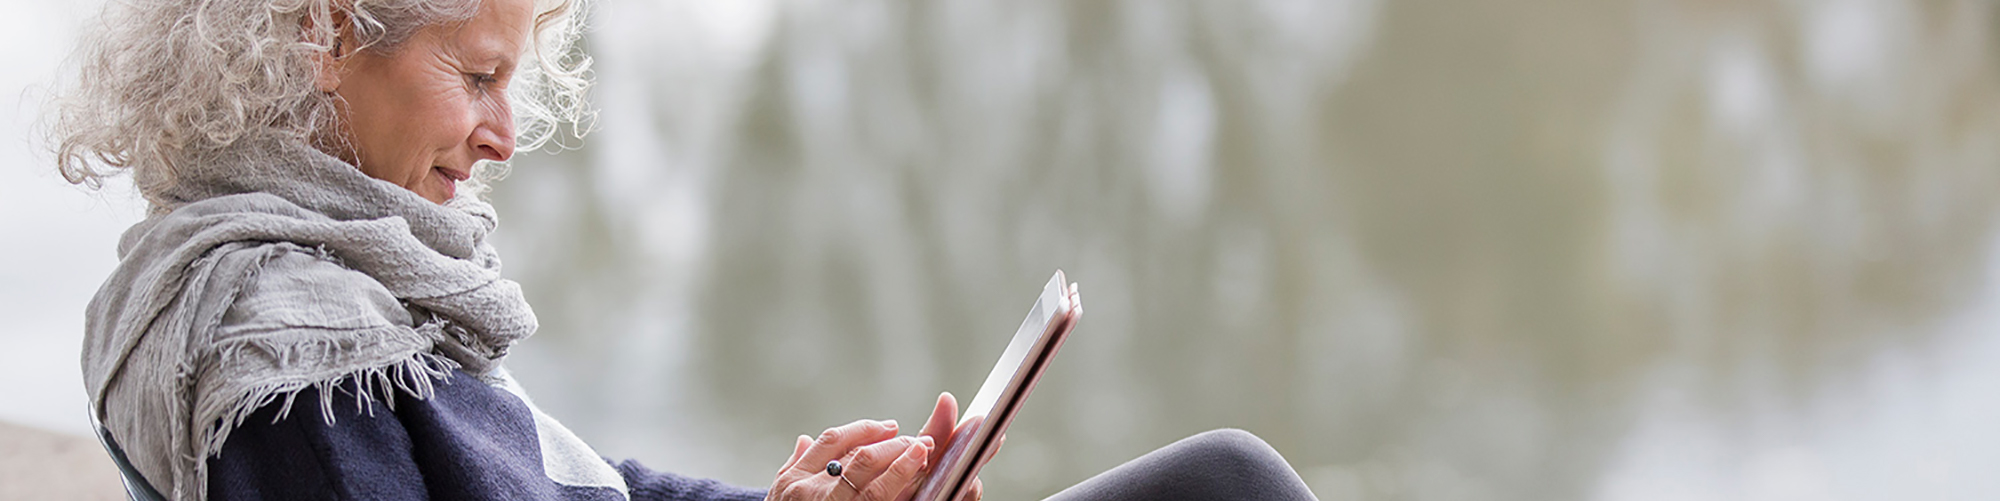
[5,0,2000,499]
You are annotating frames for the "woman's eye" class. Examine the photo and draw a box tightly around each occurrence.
[467,73,497,90]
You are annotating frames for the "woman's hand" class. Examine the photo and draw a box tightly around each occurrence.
[767,419,934,501]
[768,393,993,501]
[909,392,987,501]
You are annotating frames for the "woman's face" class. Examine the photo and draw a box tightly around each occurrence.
[321,0,535,204]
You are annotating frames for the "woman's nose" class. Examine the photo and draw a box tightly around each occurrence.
[472,102,516,162]
[472,125,515,162]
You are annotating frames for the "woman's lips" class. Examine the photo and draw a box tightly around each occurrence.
[432,166,468,199]
[434,165,470,182]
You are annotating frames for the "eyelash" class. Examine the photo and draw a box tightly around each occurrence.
[467,72,498,91]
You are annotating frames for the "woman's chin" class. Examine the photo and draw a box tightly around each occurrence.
[418,178,455,204]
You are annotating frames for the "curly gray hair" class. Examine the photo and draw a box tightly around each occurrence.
[49,0,592,206]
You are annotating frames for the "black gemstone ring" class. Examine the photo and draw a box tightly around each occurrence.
[825,460,843,477]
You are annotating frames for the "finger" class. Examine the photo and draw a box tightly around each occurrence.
[919,393,958,463]
[824,470,864,501]
[918,393,957,439]
[778,435,812,475]
[857,435,933,501]
[797,419,900,474]
[824,437,920,501]
[846,435,933,489]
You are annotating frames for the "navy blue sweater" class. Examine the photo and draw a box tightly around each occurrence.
[205,368,767,501]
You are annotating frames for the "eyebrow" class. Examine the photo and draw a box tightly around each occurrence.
[454,41,522,70]
[445,28,526,68]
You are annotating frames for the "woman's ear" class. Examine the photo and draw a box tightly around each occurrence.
[312,49,341,93]
[307,11,352,93]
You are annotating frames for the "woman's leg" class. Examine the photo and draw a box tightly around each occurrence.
[1043,429,1318,501]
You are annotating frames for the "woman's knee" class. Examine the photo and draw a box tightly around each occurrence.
[1048,429,1317,501]
[1172,429,1316,499]
[1175,428,1284,466]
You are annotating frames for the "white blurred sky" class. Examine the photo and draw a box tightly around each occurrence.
[0,0,143,435]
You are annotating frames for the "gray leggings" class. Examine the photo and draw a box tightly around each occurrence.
[1043,429,1318,501]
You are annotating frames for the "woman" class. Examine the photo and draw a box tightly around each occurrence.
[53,0,1321,500]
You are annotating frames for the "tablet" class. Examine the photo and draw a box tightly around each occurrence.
[912,270,1081,501]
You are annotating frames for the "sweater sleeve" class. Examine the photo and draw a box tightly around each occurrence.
[206,369,768,501]
[614,460,769,501]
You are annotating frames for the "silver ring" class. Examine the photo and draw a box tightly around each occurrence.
[825,459,863,494]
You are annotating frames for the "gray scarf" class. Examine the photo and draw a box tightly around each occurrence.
[80,138,537,500]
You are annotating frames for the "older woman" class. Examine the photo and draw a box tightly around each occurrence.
[54,0,1319,500]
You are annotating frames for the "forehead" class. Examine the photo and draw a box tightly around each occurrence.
[436,0,538,61]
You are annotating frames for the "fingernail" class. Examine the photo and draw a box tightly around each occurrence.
[883,419,899,429]
[920,436,935,448]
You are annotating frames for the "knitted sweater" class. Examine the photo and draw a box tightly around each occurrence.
[205,367,767,501]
